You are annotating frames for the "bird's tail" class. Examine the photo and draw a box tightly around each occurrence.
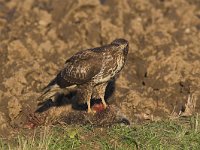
[42,77,57,95]
[37,77,61,101]
[37,78,76,102]
[38,85,60,101]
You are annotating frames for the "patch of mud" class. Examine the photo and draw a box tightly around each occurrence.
[0,0,200,137]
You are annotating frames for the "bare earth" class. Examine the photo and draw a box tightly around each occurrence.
[0,0,200,137]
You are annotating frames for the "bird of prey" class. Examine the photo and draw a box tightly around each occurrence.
[40,39,129,113]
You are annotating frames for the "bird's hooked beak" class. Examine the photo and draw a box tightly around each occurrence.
[123,43,129,56]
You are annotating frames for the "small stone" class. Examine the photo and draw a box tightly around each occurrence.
[185,28,190,34]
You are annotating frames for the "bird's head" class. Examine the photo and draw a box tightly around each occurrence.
[111,38,129,56]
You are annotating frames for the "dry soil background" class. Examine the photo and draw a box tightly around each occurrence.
[0,0,200,137]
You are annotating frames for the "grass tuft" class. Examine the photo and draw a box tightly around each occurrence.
[1,115,200,150]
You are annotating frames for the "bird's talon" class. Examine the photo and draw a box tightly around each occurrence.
[102,102,108,109]
[87,108,96,114]
[92,110,96,114]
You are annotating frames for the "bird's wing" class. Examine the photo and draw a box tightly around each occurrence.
[56,50,103,87]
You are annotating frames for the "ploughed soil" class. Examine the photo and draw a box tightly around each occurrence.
[0,0,200,137]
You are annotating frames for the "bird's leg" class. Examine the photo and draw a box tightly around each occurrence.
[101,83,108,109]
[101,96,107,109]
[86,88,94,113]
[93,83,108,109]
[99,91,107,109]
[78,84,94,113]
[87,99,92,113]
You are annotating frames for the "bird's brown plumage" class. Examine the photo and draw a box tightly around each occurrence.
[42,38,129,113]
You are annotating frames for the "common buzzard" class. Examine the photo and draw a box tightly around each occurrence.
[41,39,129,113]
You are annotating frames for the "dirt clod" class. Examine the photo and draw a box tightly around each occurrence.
[0,0,200,137]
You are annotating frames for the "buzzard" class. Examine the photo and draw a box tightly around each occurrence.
[41,39,129,113]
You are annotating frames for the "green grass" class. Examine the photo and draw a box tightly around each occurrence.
[1,115,200,150]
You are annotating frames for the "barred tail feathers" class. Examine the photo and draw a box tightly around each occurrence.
[42,77,57,94]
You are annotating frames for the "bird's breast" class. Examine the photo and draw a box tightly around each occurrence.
[93,53,125,84]
[115,54,125,73]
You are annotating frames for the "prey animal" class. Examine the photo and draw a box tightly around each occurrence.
[41,39,129,113]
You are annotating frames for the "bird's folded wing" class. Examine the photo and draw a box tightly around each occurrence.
[59,50,103,85]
